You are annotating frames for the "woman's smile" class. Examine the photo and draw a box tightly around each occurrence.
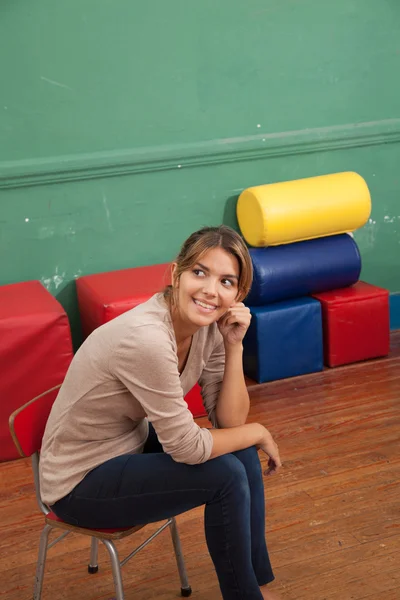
[192,298,219,312]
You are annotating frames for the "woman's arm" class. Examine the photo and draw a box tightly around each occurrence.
[215,342,249,427]
[215,303,252,428]
[209,423,282,475]
[112,323,214,465]
[208,303,282,475]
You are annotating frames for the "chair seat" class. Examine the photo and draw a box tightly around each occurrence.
[46,511,145,540]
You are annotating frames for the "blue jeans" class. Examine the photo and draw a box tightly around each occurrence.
[52,424,274,599]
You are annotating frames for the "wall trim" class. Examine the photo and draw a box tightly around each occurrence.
[1,118,400,189]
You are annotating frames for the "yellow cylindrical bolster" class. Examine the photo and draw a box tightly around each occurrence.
[237,172,371,247]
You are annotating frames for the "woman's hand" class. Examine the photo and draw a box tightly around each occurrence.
[217,302,251,346]
[257,429,282,476]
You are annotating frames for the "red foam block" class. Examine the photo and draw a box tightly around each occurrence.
[312,281,390,367]
[0,281,73,461]
[76,265,206,417]
[76,264,171,337]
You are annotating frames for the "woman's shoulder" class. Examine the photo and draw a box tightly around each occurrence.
[118,293,173,332]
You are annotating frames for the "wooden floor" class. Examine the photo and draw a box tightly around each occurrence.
[1,333,400,600]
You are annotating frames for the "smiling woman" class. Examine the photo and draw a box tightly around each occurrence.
[39,225,282,600]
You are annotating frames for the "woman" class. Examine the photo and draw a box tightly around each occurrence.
[39,225,282,600]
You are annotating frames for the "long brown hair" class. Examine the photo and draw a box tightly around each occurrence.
[164,225,253,306]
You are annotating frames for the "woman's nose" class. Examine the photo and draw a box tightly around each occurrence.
[203,278,218,296]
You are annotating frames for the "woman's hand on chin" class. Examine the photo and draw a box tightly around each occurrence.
[217,302,251,347]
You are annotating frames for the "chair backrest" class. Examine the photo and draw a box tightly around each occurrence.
[9,385,62,458]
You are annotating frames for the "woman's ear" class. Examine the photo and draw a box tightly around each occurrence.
[171,262,179,287]
[236,288,245,303]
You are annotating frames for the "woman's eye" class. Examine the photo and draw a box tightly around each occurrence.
[193,269,205,277]
[221,278,234,287]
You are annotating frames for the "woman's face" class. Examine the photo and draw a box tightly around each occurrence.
[172,247,240,329]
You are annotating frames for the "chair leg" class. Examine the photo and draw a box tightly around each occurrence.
[102,539,125,600]
[88,537,99,573]
[169,517,192,597]
[33,524,52,600]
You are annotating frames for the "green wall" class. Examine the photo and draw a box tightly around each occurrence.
[1,1,400,345]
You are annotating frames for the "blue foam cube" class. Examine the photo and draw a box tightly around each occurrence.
[243,297,324,383]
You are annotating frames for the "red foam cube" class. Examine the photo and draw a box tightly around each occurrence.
[76,265,206,417]
[0,281,74,461]
[76,264,171,337]
[312,281,390,367]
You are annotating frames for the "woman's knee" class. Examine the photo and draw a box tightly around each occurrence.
[232,445,263,481]
[210,453,250,497]
[234,445,259,462]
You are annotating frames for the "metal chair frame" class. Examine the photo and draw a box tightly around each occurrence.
[9,386,192,600]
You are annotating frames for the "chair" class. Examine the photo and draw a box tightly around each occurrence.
[9,385,192,600]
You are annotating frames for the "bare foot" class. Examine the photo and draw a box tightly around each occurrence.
[260,585,282,600]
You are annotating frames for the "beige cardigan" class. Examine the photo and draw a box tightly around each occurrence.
[39,293,224,505]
